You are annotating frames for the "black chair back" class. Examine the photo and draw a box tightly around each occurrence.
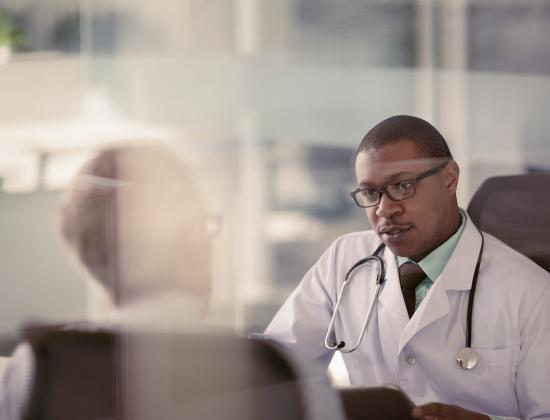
[23,326,116,420]
[22,325,304,420]
[467,173,550,272]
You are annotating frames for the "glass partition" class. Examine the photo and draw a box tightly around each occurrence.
[0,1,549,384]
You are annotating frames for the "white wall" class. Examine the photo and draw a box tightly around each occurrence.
[0,191,86,341]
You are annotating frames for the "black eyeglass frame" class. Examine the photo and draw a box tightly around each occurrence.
[350,160,450,208]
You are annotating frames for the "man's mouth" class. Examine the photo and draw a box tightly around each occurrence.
[378,225,413,239]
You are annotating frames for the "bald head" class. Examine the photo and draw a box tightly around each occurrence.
[59,145,210,306]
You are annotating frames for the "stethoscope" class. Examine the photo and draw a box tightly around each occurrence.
[324,233,484,371]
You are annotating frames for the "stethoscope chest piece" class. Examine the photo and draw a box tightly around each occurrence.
[456,347,478,370]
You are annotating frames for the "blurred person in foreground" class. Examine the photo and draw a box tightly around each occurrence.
[264,116,550,420]
[0,145,211,419]
[0,145,345,420]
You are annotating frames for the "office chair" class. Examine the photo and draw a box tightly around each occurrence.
[467,173,550,272]
[22,325,117,420]
[21,325,305,420]
[120,330,304,420]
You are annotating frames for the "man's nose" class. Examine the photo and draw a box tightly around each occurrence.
[375,192,402,218]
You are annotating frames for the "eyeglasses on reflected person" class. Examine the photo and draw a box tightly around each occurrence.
[350,160,449,208]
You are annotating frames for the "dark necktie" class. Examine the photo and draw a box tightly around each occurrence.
[399,262,427,318]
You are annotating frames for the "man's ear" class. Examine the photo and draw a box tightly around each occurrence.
[443,160,460,194]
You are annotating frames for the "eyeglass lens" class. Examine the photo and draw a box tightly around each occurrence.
[355,183,415,207]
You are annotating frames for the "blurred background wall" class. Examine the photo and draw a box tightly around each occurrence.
[0,0,549,362]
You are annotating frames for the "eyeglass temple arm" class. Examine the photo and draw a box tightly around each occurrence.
[415,160,450,182]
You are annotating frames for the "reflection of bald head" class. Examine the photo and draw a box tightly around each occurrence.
[356,115,453,160]
[59,146,210,306]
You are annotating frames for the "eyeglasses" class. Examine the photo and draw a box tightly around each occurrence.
[350,161,449,208]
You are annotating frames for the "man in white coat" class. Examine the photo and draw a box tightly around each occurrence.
[264,115,550,420]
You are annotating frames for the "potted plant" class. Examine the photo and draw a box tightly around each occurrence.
[0,11,23,63]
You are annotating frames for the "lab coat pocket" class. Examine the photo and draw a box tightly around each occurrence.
[452,346,518,414]
[475,347,517,367]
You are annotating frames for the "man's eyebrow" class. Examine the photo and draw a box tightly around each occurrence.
[359,171,416,187]
[386,171,416,182]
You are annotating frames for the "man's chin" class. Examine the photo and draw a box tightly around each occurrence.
[378,232,413,255]
[386,243,411,258]
[379,240,419,261]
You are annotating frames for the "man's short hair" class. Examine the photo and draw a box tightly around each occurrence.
[59,145,210,305]
[356,115,453,160]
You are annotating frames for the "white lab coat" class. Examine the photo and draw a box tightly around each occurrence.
[265,214,550,419]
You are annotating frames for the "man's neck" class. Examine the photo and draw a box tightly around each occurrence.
[410,208,463,263]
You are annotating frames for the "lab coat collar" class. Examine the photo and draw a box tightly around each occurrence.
[439,212,483,291]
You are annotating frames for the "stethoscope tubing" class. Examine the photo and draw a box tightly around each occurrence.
[466,233,484,348]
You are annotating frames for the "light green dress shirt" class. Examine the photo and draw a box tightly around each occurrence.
[396,211,466,309]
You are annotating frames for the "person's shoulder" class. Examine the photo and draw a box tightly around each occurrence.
[4,341,35,379]
[325,229,380,256]
[483,232,549,274]
[482,231,550,288]
[0,341,36,420]
[331,229,379,248]
[314,230,381,268]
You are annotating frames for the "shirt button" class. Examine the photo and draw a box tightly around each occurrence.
[406,355,416,365]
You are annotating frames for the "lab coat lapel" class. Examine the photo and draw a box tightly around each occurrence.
[398,278,451,354]
[378,246,409,362]
[397,215,482,354]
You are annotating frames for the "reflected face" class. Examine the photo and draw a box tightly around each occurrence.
[354,140,460,261]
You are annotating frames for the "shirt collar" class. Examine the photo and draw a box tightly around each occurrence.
[396,209,467,283]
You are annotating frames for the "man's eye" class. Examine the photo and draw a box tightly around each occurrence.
[393,181,413,191]
[362,189,378,198]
